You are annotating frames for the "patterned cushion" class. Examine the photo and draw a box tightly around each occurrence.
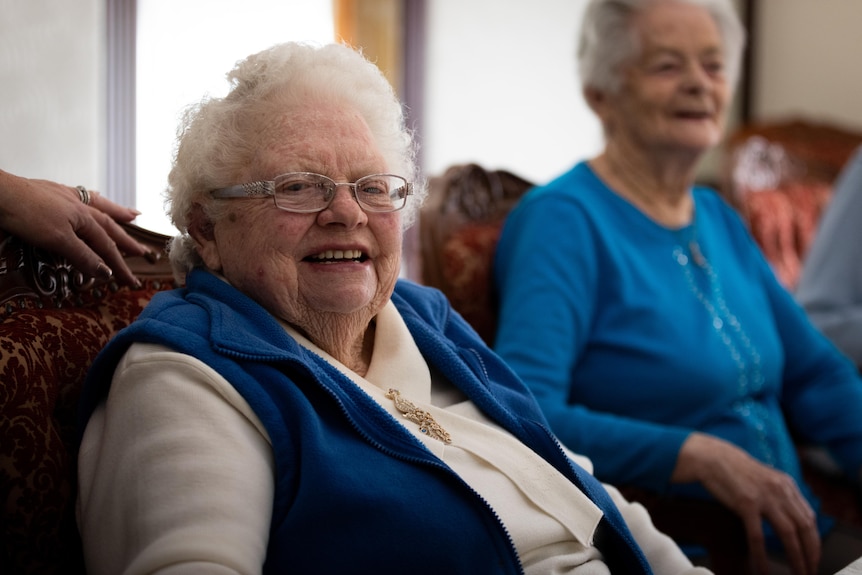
[742,182,832,289]
[416,163,534,347]
[0,281,169,575]
[440,220,505,345]
[724,120,862,290]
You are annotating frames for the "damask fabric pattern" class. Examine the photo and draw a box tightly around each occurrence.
[0,284,166,575]
[441,221,506,346]
[419,163,535,348]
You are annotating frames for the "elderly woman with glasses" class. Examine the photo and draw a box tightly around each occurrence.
[75,42,710,575]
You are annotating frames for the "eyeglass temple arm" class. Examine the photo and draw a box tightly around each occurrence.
[210,181,275,198]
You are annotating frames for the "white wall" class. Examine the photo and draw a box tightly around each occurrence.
[422,0,603,185]
[0,0,104,189]
[753,0,862,132]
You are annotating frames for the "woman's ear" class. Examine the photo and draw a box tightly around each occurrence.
[583,86,607,117]
[584,86,615,134]
[188,203,222,271]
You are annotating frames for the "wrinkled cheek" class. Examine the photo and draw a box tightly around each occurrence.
[379,256,401,292]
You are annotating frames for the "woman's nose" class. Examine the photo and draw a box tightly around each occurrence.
[682,63,710,92]
[318,185,367,225]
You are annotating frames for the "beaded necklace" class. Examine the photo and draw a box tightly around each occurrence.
[673,219,795,471]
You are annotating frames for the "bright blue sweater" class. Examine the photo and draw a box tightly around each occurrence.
[494,161,862,522]
[79,268,651,574]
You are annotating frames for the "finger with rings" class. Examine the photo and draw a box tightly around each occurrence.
[75,185,91,206]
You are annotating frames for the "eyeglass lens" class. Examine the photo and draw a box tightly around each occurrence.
[273,173,408,212]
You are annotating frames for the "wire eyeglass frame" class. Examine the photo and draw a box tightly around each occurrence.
[210,172,413,213]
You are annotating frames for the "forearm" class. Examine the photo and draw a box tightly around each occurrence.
[543,396,690,490]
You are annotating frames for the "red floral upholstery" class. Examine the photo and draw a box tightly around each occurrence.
[439,222,508,345]
[0,226,175,575]
[416,163,534,346]
[743,182,833,288]
[724,119,862,290]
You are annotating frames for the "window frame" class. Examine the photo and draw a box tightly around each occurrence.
[105,0,425,212]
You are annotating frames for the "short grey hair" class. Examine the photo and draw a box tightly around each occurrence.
[577,0,746,94]
[165,42,424,278]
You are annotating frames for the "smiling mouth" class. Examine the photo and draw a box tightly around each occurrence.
[305,249,367,263]
[676,111,711,119]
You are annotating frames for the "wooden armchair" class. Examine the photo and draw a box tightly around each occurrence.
[416,163,534,346]
[0,223,177,575]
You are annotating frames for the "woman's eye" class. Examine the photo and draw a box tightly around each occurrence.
[282,182,309,193]
[704,60,725,75]
[360,181,388,195]
[652,61,678,73]
[277,181,317,196]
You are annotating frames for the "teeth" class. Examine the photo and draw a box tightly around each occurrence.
[313,249,362,260]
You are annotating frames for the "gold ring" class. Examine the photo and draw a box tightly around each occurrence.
[75,185,91,206]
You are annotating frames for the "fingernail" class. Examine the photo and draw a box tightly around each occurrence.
[96,263,113,279]
[144,249,161,263]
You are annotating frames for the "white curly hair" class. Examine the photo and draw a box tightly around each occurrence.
[164,42,424,280]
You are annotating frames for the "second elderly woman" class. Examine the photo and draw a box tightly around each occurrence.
[75,42,712,574]
[494,1,862,574]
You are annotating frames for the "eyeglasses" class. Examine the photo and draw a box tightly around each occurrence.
[210,172,413,213]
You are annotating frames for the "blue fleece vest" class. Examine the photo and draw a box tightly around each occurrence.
[79,268,651,574]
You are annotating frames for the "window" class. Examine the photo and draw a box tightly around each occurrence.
[115,0,336,235]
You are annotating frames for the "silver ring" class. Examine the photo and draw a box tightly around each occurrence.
[75,185,91,206]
